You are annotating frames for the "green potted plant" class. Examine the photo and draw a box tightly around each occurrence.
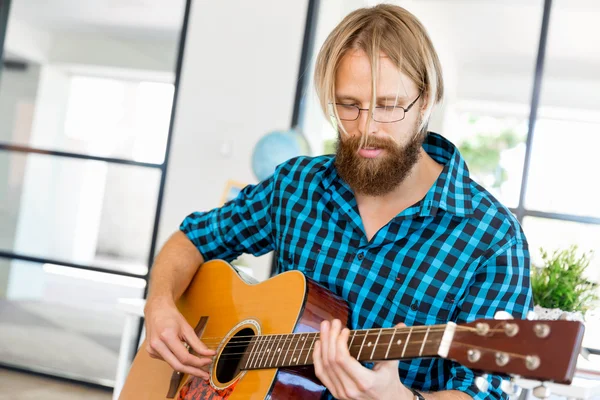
[531,245,599,320]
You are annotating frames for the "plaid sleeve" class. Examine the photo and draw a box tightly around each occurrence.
[445,238,534,399]
[179,174,277,262]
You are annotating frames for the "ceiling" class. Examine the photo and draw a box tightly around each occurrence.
[8,0,186,41]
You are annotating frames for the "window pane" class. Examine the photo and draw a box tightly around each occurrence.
[522,217,600,350]
[525,119,600,217]
[0,151,159,275]
[452,113,527,208]
[0,75,174,164]
[525,0,600,217]
[0,0,183,162]
[0,258,145,383]
[299,0,542,208]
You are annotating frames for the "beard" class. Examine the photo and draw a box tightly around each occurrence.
[334,129,425,196]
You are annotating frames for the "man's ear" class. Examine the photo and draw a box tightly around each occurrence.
[420,92,430,113]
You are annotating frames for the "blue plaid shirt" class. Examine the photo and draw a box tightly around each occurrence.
[180,133,533,399]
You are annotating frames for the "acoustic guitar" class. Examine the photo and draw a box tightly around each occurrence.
[120,259,585,400]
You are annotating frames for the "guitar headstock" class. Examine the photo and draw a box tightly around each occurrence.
[449,319,585,384]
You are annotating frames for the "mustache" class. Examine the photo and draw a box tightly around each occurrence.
[344,135,399,152]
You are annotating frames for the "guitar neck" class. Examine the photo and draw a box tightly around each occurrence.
[241,324,453,370]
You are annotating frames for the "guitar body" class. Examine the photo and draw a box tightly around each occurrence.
[120,260,349,400]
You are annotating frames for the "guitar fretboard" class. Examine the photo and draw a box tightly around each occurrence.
[241,326,447,370]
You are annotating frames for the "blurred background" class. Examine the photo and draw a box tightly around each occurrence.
[0,0,598,399]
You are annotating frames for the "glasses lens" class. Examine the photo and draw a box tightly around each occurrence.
[335,104,359,121]
[373,106,405,123]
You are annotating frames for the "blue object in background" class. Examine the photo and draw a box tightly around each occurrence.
[251,129,310,181]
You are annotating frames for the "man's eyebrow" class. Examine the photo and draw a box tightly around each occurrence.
[335,93,409,102]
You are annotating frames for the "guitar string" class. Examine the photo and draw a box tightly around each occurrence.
[196,329,447,349]
[193,325,479,346]
[214,339,536,365]
[197,330,445,351]
[214,336,444,362]
[192,325,501,348]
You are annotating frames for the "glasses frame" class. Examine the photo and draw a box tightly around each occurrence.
[332,92,422,123]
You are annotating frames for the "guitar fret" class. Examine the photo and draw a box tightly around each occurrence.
[304,333,318,365]
[245,335,257,369]
[419,326,430,356]
[385,328,396,359]
[265,335,280,368]
[248,335,264,369]
[275,335,286,367]
[295,333,308,365]
[402,327,412,358]
[243,336,257,370]
[260,335,273,369]
[370,328,383,360]
[289,334,302,365]
[273,334,287,367]
[257,335,271,369]
[257,335,269,368]
[348,330,357,350]
[356,330,369,361]
[280,331,295,367]
[256,335,271,369]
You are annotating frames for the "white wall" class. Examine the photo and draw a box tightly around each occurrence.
[158,0,310,281]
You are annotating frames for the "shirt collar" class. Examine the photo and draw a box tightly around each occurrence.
[320,132,474,218]
[421,132,474,217]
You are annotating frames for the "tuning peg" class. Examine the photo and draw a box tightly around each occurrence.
[494,311,514,320]
[475,374,489,392]
[581,347,591,361]
[532,384,551,399]
[500,379,522,397]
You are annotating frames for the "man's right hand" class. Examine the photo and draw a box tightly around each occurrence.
[144,297,216,379]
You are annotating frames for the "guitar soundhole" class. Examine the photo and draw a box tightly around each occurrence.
[215,327,255,383]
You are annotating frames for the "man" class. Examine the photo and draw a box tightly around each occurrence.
[144,4,532,400]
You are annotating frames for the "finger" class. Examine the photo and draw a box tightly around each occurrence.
[327,320,340,366]
[182,323,217,357]
[164,334,213,370]
[152,340,210,379]
[313,339,336,396]
[395,322,407,328]
[327,320,350,398]
[319,321,343,397]
[320,320,330,364]
[146,340,164,360]
[334,327,372,393]
[147,350,163,360]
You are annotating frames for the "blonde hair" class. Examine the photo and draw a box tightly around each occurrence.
[314,4,443,138]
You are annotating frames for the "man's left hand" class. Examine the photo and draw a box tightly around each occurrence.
[313,319,414,400]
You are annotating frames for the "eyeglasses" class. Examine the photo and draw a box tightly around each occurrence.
[330,93,421,123]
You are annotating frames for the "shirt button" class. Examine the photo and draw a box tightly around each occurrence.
[410,302,419,311]
[357,252,364,260]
